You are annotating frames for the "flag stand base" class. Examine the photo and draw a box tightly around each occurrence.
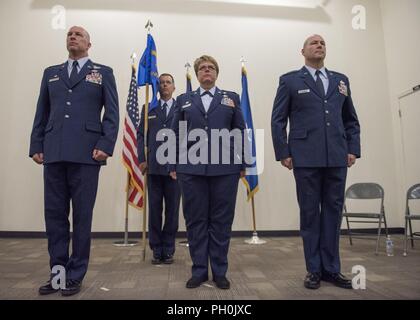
[244,232,267,245]
[113,240,138,247]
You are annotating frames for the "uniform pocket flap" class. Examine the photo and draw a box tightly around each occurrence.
[85,121,102,133]
[289,129,307,140]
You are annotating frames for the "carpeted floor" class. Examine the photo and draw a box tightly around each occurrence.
[1,235,419,300]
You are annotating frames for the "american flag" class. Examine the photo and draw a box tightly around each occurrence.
[122,66,144,210]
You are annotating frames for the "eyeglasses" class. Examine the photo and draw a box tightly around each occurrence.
[198,64,216,72]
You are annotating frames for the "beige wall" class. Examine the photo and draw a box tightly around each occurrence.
[0,0,416,232]
[380,0,420,226]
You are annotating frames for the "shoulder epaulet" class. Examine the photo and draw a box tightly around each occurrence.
[328,70,347,78]
[282,70,300,77]
[219,89,238,96]
[45,63,65,71]
[86,61,112,72]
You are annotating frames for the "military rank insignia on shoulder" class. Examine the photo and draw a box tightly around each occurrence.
[86,70,102,85]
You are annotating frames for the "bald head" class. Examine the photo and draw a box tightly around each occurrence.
[303,34,324,49]
[66,26,91,59]
[301,34,326,68]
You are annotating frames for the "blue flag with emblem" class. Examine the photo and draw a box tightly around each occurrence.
[240,66,259,201]
[137,34,159,110]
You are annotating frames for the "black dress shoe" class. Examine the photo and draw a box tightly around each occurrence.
[151,256,163,265]
[186,276,207,289]
[321,272,353,289]
[39,280,59,295]
[304,272,321,290]
[213,276,230,290]
[61,279,82,296]
[162,254,174,265]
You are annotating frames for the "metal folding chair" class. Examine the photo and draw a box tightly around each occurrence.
[343,183,389,255]
[404,184,420,256]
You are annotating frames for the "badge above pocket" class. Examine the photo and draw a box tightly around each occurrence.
[221,96,235,108]
[338,81,348,96]
[86,71,102,85]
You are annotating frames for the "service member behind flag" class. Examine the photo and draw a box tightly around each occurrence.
[138,73,181,265]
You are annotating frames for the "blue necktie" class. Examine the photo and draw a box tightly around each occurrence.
[315,70,325,97]
[69,60,79,85]
[162,102,168,120]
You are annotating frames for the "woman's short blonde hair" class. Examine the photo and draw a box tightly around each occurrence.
[194,55,219,75]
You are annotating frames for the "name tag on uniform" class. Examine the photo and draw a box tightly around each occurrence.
[49,77,59,82]
[298,89,310,94]
[182,103,191,109]
[148,115,157,119]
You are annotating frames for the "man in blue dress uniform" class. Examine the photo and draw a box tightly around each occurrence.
[138,73,181,265]
[29,26,119,296]
[170,55,246,289]
[271,35,361,290]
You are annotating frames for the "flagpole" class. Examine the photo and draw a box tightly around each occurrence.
[244,196,266,245]
[113,172,139,247]
[251,195,257,232]
[244,194,265,244]
[114,54,139,247]
[240,57,266,245]
[177,61,192,248]
[142,85,149,261]
[140,20,154,261]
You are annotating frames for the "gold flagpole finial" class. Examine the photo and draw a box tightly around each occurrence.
[185,62,191,73]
